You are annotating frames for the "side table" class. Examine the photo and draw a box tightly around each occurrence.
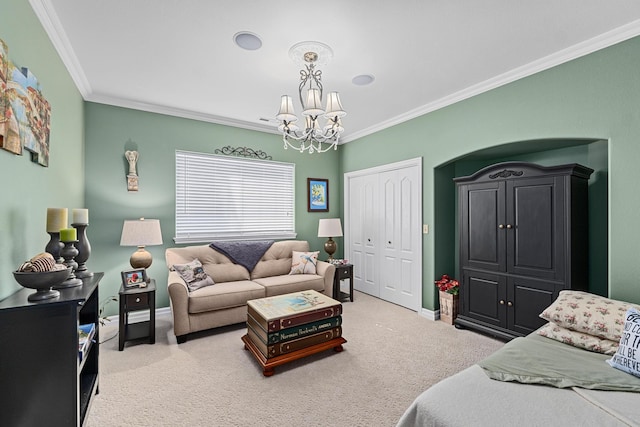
[332,264,354,302]
[119,278,156,351]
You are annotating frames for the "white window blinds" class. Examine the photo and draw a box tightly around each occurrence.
[175,150,296,243]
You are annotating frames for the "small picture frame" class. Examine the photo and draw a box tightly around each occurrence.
[307,178,329,212]
[121,268,147,288]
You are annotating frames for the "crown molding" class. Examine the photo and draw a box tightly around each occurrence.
[87,92,279,134]
[341,19,640,144]
[29,0,93,96]
[30,0,640,144]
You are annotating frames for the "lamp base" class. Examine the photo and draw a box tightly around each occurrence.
[130,246,152,269]
[324,237,337,261]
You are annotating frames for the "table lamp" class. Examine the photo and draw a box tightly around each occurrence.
[120,218,163,269]
[318,218,343,261]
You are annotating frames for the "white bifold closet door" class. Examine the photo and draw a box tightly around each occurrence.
[345,158,422,311]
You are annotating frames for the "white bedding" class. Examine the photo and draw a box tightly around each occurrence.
[396,364,640,426]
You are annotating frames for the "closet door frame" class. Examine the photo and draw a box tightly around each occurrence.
[344,157,423,311]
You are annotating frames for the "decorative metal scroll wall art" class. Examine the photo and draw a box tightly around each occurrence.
[214,146,273,160]
[0,38,51,166]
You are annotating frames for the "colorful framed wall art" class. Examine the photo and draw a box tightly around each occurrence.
[307,178,329,212]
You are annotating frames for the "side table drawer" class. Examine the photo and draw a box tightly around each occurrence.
[126,293,149,309]
[337,266,352,279]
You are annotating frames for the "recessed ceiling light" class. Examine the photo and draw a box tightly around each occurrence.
[234,32,262,50]
[352,74,375,86]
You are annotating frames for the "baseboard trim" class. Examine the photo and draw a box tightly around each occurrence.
[420,308,440,321]
[102,306,172,325]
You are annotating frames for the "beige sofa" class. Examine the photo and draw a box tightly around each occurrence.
[165,240,335,343]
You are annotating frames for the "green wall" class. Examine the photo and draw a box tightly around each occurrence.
[0,0,85,300]
[84,103,341,315]
[3,2,639,318]
[438,140,609,303]
[342,36,640,311]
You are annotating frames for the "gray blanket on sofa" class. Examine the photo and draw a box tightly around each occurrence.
[209,240,274,272]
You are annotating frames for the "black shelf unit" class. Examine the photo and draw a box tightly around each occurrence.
[0,272,103,426]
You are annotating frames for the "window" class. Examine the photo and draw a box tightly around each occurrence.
[175,150,296,243]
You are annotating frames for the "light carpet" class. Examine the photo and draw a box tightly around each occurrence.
[86,291,503,427]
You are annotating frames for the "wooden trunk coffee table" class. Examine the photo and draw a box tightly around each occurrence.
[242,334,346,376]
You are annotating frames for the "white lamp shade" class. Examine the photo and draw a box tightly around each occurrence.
[324,92,346,118]
[302,88,325,117]
[318,218,343,237]
[276,95,298,122]
[120,218,163,247]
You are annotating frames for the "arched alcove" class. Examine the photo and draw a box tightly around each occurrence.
[433,138,608,305]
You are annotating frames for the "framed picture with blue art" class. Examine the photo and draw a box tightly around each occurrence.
[307,178,329,212]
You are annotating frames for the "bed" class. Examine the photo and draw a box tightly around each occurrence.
[397,291,640,427]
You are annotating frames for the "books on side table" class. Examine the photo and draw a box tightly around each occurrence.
[246,290,343,359]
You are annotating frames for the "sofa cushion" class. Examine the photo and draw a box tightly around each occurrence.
[252,274,326,297]
[289,251,319,274]
[251,240,311,279]
[188,280,265,314]
[173,259,215,291]
[166,245,250,283]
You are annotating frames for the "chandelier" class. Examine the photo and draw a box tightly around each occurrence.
[276,42,346,154]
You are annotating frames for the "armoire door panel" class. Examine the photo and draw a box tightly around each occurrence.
[507,177,565,280]
[461,182,506,272]
[463,270,506,328]
[508,277,556,335]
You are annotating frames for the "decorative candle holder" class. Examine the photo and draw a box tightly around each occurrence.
[55,240,83,288]
[45,231,64,263]
[72,223,93,278]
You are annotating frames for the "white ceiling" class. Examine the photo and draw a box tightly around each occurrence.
[31,0,640,143]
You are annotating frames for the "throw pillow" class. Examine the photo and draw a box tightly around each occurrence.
[289,251,319,275]
[607,307,640,378]
[537,322,619,355]
[539,290,639,342]
[173,259,215,291]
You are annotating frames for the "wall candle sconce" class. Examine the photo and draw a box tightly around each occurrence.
[125,150,139,191]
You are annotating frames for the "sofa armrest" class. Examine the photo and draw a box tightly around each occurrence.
[167,270,191,337]
[316,260,336,298]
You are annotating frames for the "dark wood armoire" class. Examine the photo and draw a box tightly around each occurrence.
[454,162,593,340]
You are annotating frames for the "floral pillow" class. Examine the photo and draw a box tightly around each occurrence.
[173,259,215,291]
[289,251,319,275]
[607,307,640,378]
[539,290,639,342]
[537,322,619,355]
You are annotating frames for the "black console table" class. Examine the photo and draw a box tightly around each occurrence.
[0,272,103,426]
